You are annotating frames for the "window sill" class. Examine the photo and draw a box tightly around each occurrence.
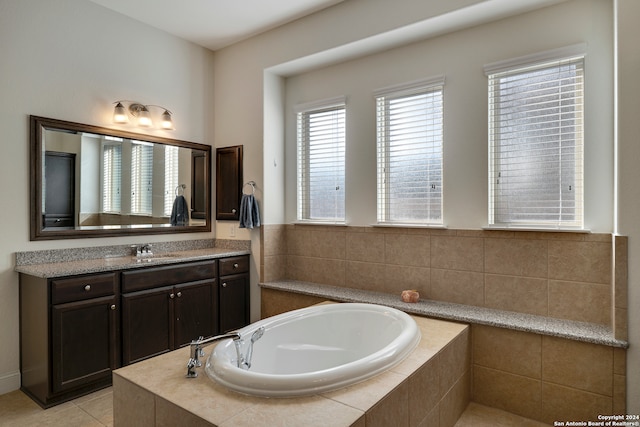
[483,225,591,233]
[373,223,447,230]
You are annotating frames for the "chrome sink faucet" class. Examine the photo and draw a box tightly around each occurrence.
[186,332,242,378]
[131,244,153,258]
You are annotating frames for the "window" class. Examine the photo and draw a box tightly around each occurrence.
[131,141,153,216]
[376,78,444,224]
[102,138,122,213]
[487,48,584,228]
[296,98,346,222]
[164,145,179,217]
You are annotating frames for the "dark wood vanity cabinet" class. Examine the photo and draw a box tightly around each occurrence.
[19,255,250,407]
[20,272,119,408]
[219,256,250,333]
[121,260,218,365]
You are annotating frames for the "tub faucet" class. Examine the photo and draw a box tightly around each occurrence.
[186,332,241,378]
[236,327,265,370]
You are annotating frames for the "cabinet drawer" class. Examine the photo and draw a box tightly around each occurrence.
[51,273,117,305]
[121,260,216,293]
[219,256,249,276]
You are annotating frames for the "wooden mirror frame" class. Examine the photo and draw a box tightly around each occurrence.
[30,115,211,240]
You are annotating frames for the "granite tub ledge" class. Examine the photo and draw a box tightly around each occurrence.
[15,247,250,278]
[260,280,628,349]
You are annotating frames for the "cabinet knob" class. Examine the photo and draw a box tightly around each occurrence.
[232,208,237,214]
[84,284,91,291]
[233,263,239,269]
[222,282,227,288]
[169,293,175,299]
[176,292,182,298]
[110,304,116,310]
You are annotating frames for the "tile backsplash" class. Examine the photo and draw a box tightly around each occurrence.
[262,225,626,330]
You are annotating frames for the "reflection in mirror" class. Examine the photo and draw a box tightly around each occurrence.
[30,116,211,240]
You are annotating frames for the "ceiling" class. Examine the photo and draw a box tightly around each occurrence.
[89,0,345,51]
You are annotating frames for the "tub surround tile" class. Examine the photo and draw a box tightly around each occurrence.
[472,325,541,379]
[484,238,548,278]
[430,236,484,272]
[541,383,613,425]
[384,233,430,267]
[260,281,627,348]
[431,269,485,306]
[440,370,471,427]
[541,336,613,396]
[548,240,611,284]
[484,274,548,316]
[113,310,469,427]
[384,264,430,297]
[346,232,385,263]
[473,366,542,421]
[548,280,611,325]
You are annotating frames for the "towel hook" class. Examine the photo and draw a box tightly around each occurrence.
[242,181,256,195]
[175,184,186,196]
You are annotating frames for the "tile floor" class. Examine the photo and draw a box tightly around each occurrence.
[0,388,550,426]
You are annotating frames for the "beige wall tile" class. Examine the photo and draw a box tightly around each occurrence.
[306,257,346,287]
[113,375,155,427]
[220,395,364,427]
[439,371,470,427]
[385,233,430,267]
[286,255,314,282]
[345,261,386,291]
[542,336,613,396]
[262,225,287,256]
[614,347,627,375]
[484,274,548,316]
[286,226,312,256]
[472,366,542,421]
[431,269,484,306]
[321,370,407,413]
[346,232,385,262]
[384,264,430,298]
[613,374,626,415]
[484,238,548,278]
[157,396,214,427]
[417,405,439,427]
[615,307,628,341]
[431,236,484,272]
[614,235,628,309]
[408,358,440,427]
[472,325,541,378]
[260,288,327,318]
[439,329,470,398]
[262,255,286,282]
[308,229,347,259]
[548,280,611,325]
[365,382,409,427]
[541,382,612,425]
[548,240,611,284]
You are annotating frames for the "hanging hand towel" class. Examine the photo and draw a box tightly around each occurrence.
[171,195,189,226]
[239,193,261,229]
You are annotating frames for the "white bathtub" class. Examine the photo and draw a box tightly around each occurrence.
[204,303,421,397]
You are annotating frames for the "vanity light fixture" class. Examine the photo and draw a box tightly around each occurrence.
[112,101,175,130]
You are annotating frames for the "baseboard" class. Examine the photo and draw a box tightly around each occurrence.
[0,371,21,395]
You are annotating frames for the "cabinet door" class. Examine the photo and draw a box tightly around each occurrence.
[51,295,118,393]
[121,286,174,365]
[219,274,249,333]
[174,280,218,347]
[215,145,243,220]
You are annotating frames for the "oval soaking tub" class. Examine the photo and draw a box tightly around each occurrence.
[205,303,421,397]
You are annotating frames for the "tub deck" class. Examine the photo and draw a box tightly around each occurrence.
[113,310,470,427]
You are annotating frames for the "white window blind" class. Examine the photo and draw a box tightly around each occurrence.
[164,145,179,216]
[488,55,584,228]
[376,79,444,224]
[102,140,122,213]
[296,99,346,222]
[131,141,153,216]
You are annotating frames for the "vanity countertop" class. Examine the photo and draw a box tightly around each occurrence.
[15,247,250,279]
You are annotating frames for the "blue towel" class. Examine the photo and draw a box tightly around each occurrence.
[239,194,260,229]
[171,195,189,226]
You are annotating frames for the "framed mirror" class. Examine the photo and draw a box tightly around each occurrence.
[30,116,211,240]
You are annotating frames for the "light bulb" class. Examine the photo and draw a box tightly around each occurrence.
[113,102,128,124]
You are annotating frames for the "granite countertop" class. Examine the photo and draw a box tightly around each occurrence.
[15,240,250,278]
[260,280,629,349]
